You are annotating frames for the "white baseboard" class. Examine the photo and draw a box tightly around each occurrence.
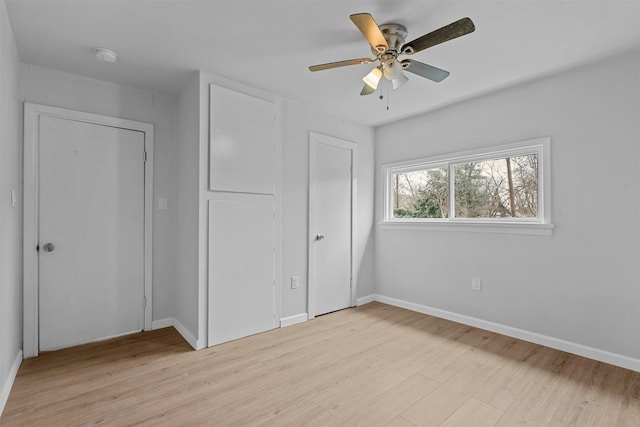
[172,318,198,350]
[0,350,23,417]
[280,313,308,327]
[356,294,375,306]
[374,294,640,372]
[152,317,198,350]
[151,318,174,330]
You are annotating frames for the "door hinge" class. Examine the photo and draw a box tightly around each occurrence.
[143,151,148,162]
[36,244,39,252]
[143,296,147,307]
[350,278,353,288]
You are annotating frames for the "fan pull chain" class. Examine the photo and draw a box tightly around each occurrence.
[379,79,391,110]
[386,79,390,111]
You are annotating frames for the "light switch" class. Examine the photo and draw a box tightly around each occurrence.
[158,197,168,211]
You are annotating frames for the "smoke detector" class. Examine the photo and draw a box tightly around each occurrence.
[93,47,118,63]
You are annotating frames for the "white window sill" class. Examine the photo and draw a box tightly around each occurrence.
[379,220,554,236]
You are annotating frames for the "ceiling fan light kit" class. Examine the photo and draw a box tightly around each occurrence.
[363,66,382,90]
[309,13,475,96]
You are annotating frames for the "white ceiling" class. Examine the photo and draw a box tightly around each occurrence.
[6,0,640,126]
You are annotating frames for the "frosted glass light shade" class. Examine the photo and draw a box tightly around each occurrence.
[391,72,409,89]
[362,67,382,90]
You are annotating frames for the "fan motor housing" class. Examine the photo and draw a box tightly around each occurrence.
[376,23,408,54]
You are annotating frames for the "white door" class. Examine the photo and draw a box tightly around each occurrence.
[38,115,145,351]
[208,195,275,346]
[309,133,356,317]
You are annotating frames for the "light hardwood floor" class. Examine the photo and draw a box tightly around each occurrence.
[1,302,638,426]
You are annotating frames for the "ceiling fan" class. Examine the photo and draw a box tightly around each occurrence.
[309,13,475,95]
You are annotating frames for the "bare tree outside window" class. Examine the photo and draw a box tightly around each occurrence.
[390,154,538,220]
[392,167,448,218]
[454,154,538,218]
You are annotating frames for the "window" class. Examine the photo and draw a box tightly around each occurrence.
[383,137,552,234]
[392,165,449,219]
[452,154,538,219]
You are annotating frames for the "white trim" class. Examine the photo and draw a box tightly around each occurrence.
[22,102,154,358]
[172,318,198,350]
[356,295,375,306]
[273,98,284,337]
[308,132,358,319]
[151,318,174,330]
[380,221,554,236]
[374,294,640,372]
[280,313,308,327]
[0,350,22,417]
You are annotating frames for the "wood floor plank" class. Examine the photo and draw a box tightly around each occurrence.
[1,302,637,427]
[401,350,504,427]
[387,417,417,427]
[440,398,504,427]
[257,405,339,427]
[334,374,439,426]
[473,339,544,411]
[418,328,503,383]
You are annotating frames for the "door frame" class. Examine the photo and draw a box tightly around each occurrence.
[23,102,154,358]
[307,132,357,319]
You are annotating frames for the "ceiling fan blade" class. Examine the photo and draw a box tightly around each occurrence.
[308,58,374,72]
[350,13,388,53]
[401,17,475,55]
[360,84,376,96]
[403,60,450,82]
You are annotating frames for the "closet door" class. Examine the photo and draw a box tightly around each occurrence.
[208,84,277,346]
[209,85,275,195]
[208,195,275,346]
[38,116,145,351]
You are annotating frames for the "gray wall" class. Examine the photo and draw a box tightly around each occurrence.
[0,0,22,409]
[174,72,201,345]
[375,49,640,361]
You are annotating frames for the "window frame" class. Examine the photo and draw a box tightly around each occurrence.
[382,137,553,235]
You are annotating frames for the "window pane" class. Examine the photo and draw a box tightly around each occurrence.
[392,167,449,218]
[454,154,538,218]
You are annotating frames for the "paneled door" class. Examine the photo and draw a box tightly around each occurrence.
[208,195,276,346]
[207,84,278,346]
[38,115,146,351]
[308,132,357,318]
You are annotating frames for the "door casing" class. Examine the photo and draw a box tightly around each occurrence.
[307,132,358,319]
[23,102,154,358]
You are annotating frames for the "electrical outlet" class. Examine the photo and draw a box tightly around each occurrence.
[291,275,300,289]
[472,277,482,291]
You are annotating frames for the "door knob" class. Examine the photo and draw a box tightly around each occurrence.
[315,234,325,241]
[42,243,55,252]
